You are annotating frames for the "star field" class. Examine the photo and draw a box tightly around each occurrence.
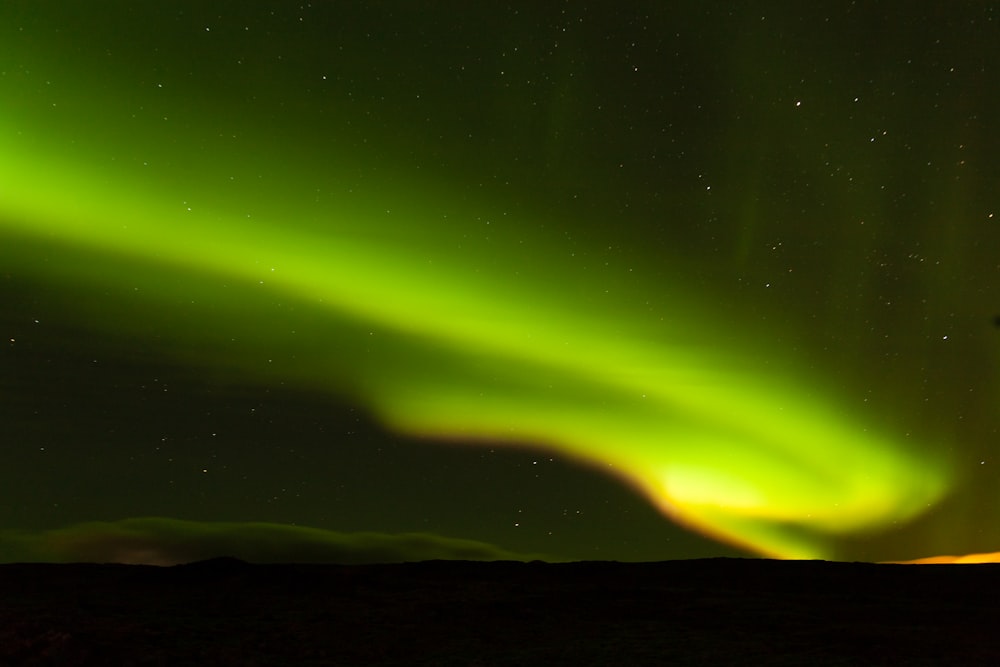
[1,3,999,564]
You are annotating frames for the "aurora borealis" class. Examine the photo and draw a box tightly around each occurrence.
[2,3,999,564]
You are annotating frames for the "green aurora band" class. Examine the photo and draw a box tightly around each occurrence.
[0,15,953,560]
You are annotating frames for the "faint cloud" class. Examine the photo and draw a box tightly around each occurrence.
[0,517,557,565]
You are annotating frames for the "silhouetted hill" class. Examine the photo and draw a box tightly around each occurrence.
[2,558,999,665]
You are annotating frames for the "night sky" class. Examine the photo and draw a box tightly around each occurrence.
[2,2,999,565]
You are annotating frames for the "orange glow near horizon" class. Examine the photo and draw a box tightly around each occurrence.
[889,552,1000,565]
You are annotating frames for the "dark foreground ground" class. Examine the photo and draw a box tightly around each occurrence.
[2,557,999,666]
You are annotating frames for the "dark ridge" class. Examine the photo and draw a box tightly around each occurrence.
[2,558,1000,665]
[171,555,251,571]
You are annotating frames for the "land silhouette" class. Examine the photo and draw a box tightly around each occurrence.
[2,557,999,665]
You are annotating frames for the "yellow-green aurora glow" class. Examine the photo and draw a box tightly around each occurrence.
[11,4,996,563]
[0,37,952,561]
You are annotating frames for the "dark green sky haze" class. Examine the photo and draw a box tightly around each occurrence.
[1,2,998,563]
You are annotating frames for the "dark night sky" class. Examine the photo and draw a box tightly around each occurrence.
[1,2,999,564]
